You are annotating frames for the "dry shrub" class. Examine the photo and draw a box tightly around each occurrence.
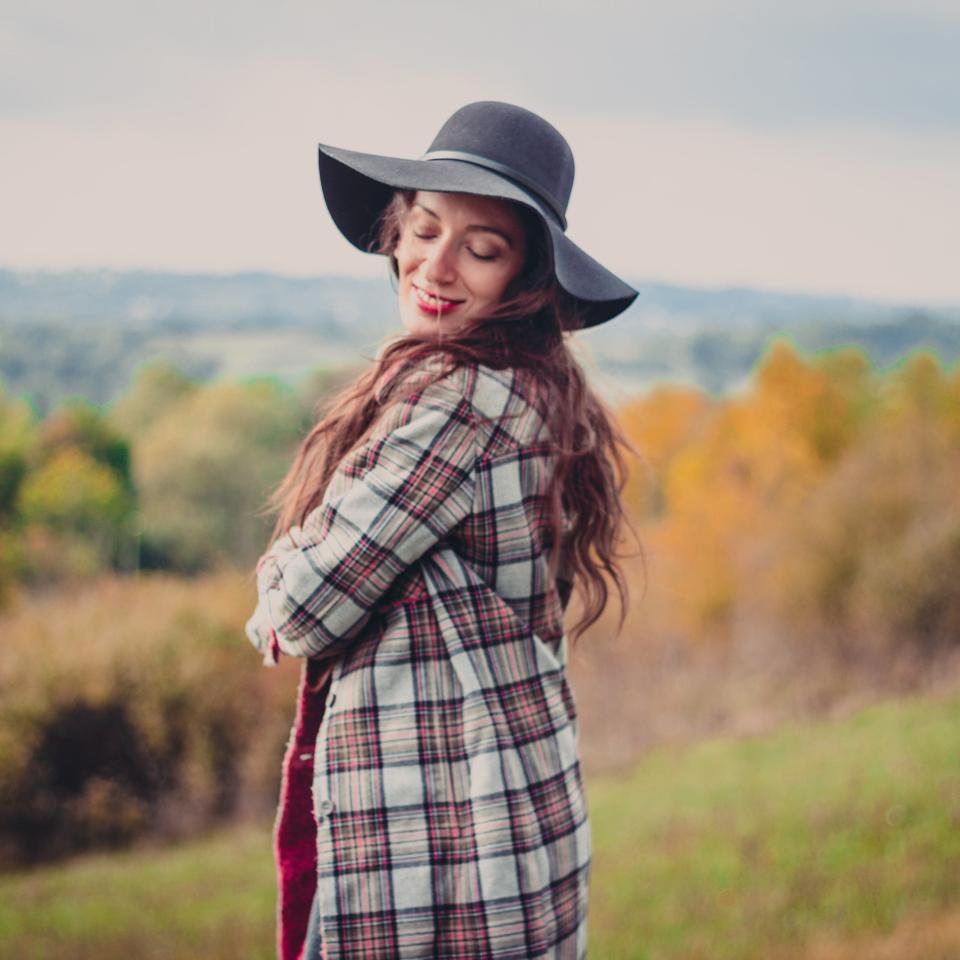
[0,569,299,867]
[744,415,960,671]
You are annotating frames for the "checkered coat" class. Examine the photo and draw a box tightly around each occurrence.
[246,359,591,960]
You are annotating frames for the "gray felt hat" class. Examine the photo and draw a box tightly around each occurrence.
[317,101,638,328]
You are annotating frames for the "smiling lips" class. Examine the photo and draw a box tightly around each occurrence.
[414,285,465,315]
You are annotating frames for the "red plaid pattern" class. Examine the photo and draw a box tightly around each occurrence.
[247,360,590,959]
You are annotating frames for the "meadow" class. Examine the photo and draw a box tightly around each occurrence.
[3,340,960,957]
[2,687,958,959]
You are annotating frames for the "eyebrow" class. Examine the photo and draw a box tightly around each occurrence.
[413,201,516,249]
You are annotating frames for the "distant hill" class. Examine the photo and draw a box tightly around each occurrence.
[1,267,958,414]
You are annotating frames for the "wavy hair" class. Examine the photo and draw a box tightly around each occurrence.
[258,189,643,641]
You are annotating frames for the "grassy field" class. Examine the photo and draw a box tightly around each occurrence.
[2,689,959,960]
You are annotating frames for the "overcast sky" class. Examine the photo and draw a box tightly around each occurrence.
[3,0,959,304]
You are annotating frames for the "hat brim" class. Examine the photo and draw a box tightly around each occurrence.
[317,143,637,328]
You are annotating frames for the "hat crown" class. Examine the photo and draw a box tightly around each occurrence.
[425,101,575,225]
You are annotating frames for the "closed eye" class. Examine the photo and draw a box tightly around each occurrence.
[412,230,498,261]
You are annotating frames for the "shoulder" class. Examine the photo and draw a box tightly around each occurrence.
[372,359,478,444]
[377,357,548,451]
[467,364,550,454]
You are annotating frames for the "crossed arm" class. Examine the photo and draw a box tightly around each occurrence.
[245,374,478,662]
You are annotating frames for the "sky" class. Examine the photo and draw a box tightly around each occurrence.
[3,0,959,305]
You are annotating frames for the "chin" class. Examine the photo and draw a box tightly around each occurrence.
[399,311,435,338]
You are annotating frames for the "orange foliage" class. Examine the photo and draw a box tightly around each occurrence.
[617,340,882,646]
[617,385,713,519]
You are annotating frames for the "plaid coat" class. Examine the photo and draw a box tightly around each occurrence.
[246,359,591,960]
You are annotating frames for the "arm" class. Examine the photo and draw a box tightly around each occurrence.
[245,372,477,660]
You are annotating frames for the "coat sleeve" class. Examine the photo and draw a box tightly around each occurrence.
[245,372,478,660]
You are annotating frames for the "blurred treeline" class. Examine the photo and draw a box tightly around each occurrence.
[0,360,358,592]
[617,338,960,661]
[2,339,960,869]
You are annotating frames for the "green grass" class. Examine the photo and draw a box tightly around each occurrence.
[587,690,960,959]
[2,690,960,959]
[0,822,277,959]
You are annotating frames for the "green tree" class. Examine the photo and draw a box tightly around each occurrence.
[35,399,134,495]
[0,384,35,521]
[17,448,135,580]
[134,379,304,571]
[0,383,36,602]
[108,360,198,437]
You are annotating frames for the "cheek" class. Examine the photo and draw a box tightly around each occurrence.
[479,267,518,303]
[485,250,526,296]
[394,235,417,270]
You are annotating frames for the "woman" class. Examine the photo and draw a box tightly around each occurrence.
[246,101,639,960]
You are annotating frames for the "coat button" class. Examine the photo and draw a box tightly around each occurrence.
[328,693,337,707]
[318,799,335,817]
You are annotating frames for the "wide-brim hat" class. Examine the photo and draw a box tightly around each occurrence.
[316,101,638,329]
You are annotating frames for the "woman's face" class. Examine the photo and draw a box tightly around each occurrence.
[395,190,528,337]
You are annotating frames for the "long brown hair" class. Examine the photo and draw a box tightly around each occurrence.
[258,190,643,641]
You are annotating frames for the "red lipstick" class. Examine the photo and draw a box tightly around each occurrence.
[414,285,464,316]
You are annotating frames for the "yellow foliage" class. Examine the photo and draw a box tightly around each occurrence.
[17,448,129,530]
[883,351,954,427]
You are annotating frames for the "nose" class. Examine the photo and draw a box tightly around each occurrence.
[422,237,457,287]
